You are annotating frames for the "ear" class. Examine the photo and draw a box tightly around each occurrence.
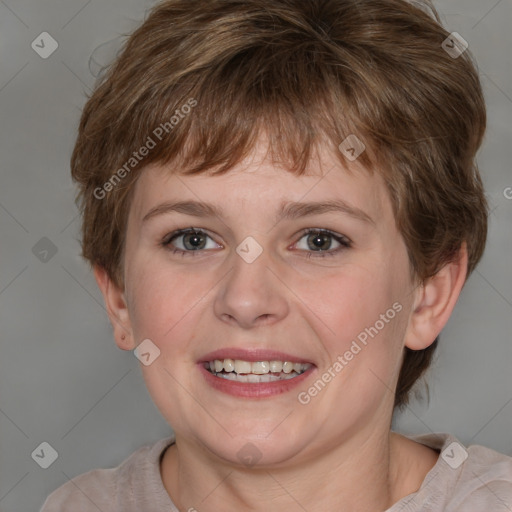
[405,244,468,350]
[93,265,135,351]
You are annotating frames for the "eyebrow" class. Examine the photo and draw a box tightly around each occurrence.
[142,199,375,225]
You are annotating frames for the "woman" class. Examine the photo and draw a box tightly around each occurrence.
[41,0,512,510]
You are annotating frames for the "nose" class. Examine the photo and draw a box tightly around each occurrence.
[213,247,289,329]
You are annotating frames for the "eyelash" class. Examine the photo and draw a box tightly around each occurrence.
[161,228,352,259]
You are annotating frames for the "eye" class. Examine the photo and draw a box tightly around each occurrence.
[293,229,351,258]
[162,228,221,256]
[161,227,351,259]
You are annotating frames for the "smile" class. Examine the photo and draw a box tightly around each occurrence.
[205,359,312,383]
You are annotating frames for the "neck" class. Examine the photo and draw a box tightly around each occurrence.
[160,426,416,512]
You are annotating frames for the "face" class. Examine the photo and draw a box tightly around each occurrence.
[120,140,417,467]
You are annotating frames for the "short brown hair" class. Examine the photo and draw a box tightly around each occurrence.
[71,0,488,408]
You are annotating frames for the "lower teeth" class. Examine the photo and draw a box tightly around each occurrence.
[210,370,302,383]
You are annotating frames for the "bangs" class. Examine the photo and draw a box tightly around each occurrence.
[88,26,375,184]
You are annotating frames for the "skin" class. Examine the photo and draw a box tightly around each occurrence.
[95,138,467,511]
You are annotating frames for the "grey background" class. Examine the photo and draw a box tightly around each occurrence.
[0,1,511,511]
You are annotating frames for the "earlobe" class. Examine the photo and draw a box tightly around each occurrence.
[405,244,468,351]
[93,265,135,350]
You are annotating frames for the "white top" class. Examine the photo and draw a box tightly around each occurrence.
[40,432,512,511]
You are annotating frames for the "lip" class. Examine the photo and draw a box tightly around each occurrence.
[198,363,316,398]
[199,348,314,364]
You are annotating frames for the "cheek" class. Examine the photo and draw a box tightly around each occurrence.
[312,264,390,324]
[305,262,408,366]
[125,254,216,350]
[304,271,408,416]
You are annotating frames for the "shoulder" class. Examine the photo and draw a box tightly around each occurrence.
[406,432,512,511]
[452,441,512,510]
[40,467,117,511]
[39,437,174,512]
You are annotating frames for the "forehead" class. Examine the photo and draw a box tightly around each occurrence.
[129,144,392,226]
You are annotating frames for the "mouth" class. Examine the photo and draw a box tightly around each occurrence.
[198,349,316,398]
[204,359,313,383]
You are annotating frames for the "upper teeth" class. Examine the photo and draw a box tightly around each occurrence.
[207,359,311,375]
